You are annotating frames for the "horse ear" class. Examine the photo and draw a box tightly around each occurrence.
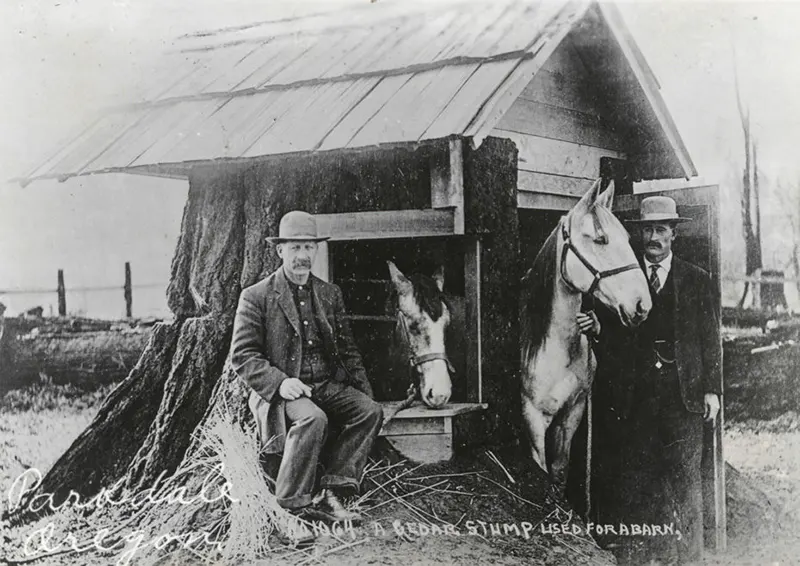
[432,266,445,292]
[387,261,413,296]
[576,178,603,211]
[595,179,616,209]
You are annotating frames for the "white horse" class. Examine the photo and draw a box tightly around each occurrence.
[520,179,651,493]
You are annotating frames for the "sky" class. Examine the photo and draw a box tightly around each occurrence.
[1,0,799,315]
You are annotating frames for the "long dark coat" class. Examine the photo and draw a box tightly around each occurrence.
[594,255,722,419]
[230,268,373,454]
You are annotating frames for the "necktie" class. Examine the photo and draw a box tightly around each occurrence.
[649,264,661,293]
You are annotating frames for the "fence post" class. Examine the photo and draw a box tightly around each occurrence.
[57,269,66,316]
[124,262,133,318]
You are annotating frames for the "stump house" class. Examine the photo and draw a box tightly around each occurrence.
[18,0,724,550]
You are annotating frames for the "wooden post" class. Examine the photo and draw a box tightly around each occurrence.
[57,269,66,316]
[464,236,482,403]
[311,241,330,283]
[124,262,133,318]
[431,138,465,234]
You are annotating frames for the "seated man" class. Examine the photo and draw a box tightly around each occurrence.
[231,210,383,530]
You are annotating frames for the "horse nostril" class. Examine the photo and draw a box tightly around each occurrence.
[636,299,647,314]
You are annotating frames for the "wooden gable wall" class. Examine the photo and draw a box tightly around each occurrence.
[490,34,626,210]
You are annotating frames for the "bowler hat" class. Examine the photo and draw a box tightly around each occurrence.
[626,196,691,224]
[266,210,330,243]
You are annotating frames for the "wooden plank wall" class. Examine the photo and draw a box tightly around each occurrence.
[489,37,628,209]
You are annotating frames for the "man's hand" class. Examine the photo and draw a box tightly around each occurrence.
[279,378,312,401]
[703,393,720,423]
[576,311,601,337]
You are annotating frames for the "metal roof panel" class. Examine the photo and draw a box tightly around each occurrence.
[45,109,149,177]
[17,0,695,185]
[86,105,180,171]
[423,59,519,139]
[349,64,481,147]
[234,38,316,90]
[244,79,378,156]
[200,41,278,93]
[317,74,412,151]
[129,98,235,165]
[435,4,509,61]
[137,94,268,163]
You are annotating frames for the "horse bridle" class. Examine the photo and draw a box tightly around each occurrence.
[559,216,640,296]
[397,310,455,375]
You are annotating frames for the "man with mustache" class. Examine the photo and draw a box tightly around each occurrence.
[231,210,382,543]
[579,196,722,565]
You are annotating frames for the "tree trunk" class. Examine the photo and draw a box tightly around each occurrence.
[733,58,763,307]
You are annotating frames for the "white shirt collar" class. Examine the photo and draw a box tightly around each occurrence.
[644,252,673,286]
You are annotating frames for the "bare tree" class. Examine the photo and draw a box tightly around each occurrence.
[733,51,763,307]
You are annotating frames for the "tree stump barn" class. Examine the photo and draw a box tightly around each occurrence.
[17,0,725,551]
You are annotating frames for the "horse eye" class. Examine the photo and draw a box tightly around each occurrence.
[593,234,608,245]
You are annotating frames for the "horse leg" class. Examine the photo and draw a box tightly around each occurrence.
[522,396,552,475]
[549,393,588,494]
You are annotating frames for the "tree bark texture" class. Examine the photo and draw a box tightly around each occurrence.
[463,136,521,441]
[125,315,233,490]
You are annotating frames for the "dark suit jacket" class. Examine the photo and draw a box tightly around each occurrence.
[594,255,722,418]
[231,268,373,453]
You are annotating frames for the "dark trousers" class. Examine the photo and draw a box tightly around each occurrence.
[599,369,704,565]
[275,380,383,509]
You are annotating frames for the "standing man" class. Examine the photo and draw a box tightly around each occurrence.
[579,196,722,565]
[231,210,383,530]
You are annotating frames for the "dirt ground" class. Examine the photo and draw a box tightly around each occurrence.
[700,413,800,566]
[1,385,799,566]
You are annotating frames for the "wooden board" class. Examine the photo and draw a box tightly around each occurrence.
[497,98,623,152]
[384,434,453,464]
[314,209,456,241]
[311,241,330,282]
[517,170,592,197]
[520,69,609,117]
[430,138,465,234]
[517,191,579,211]
[464,237,482,402]
[381,402,488,420]
[381,417,447,436]
[379,403,488,463]
[492,130,625,178]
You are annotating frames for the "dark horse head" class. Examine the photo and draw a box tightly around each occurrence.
[387,261,453,408]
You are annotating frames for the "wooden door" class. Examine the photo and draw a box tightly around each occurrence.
[613,184,725,552]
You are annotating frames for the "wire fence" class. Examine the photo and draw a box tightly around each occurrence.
[0,263,170,319]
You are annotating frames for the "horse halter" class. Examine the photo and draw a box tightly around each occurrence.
[559,216,640,296]
[397,310,455,375]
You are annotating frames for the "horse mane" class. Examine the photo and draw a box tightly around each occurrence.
[407,273,450,322]
[520,225,559,367]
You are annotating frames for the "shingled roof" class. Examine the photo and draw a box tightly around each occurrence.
[18,0,695,185]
